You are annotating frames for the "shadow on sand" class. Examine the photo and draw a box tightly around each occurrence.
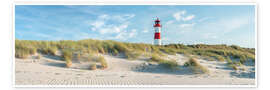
[45,62,66,68]
[132,63,194,75]
[43,55,63,61]
[230,71,255,79]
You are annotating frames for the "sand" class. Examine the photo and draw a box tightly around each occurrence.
[15,54,255,86]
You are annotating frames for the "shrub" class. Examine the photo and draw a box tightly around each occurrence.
[97,56,108,69]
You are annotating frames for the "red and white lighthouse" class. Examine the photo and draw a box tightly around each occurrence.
[153,18,162,45]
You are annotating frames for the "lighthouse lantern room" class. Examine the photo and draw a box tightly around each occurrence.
[153,18,162,45]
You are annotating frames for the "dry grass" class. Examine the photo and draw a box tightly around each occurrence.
[184,58,209,74]
[150,54,178,69]
[89,63,97,70]
[228,64,238,70]
[124,51,141,60]
[97,56,108,69]
[15,39,255,67]
[37,54,41,59]
[62,50,73,68]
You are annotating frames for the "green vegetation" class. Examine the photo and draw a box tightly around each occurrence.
[90,63,97,70]
[124,51,141,60]
[15,39,255,67]
[150,54,178,69]
[97,56,108,69]
[15,41,36,59]
[184,58,209,74]
[62,49,73,67]
[37,54,41,59]
[228,64,238,70]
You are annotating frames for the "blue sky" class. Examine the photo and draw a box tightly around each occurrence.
[15,5,255,48]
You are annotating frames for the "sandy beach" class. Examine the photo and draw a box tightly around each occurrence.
[15,54,255,85]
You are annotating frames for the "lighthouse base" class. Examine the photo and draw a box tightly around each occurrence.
[154,39,161,45]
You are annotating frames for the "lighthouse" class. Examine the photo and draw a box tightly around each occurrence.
[153,18,162,45]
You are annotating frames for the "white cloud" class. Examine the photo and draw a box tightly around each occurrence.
[115,29,137,40]
[90,21,105,31]
[179,23,196,28]
[98,23,129,34]
[183,15,195,21]
[198,17,211,22]
[89,14,137,40]
[173,10,195,21]
[166,20,174,25]
[173,10,186,21]
[112,14,135,22]
[99,14,109,19]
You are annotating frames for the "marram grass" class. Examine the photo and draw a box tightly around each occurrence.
[15,39,255,66]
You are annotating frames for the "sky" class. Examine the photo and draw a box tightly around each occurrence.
[15,5,255,48]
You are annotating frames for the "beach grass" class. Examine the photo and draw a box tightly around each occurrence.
[184,58,209,74]
[90,63,97,70]
[97,56,108,69]
[15,39,255,66]
[150,54,178,69]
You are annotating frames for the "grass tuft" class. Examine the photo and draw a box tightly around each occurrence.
[89,63,97,70]
[150,54,178,69]
[184,58,209,74]
[97,56,108,69]
[62,50,73,68]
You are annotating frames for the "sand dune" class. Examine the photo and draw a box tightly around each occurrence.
[15,54,255,86]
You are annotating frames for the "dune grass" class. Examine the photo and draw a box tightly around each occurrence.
[150,54,178,69]
[62,49,73,67]
[15,39,255,67]
[97,56,108,69]
[90,63,97,70]
[37,54,41,59]
[124,51,141,60]
[184,58,209,74]
[15,41,37,59]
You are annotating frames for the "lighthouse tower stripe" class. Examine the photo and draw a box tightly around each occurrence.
[153,18,162,45]
[154,33,160,39]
